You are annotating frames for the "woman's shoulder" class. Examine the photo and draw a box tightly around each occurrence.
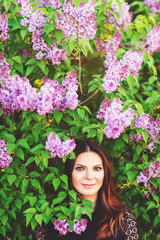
[122,206,141,240]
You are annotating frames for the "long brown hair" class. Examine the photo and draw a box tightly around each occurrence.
[65,140,124,240]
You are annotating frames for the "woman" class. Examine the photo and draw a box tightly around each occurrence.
[35,140,141,240]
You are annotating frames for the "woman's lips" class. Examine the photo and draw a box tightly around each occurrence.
[82,184,96,188]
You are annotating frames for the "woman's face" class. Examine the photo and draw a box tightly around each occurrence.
[72,151,104,203]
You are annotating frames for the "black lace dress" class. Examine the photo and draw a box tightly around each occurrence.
[35,208,141,240]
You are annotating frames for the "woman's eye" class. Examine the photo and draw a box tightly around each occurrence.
[94,167,102,171]
[75,167,84,171]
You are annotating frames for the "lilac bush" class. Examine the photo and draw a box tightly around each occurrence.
[0,0,160,239]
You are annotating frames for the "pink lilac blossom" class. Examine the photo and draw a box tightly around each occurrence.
[0,52,11,82]
[104,31,122,68]
[54,218,87,235]
[97,98,135,139]
[103,33,143,93]
[45,133,76,158]
[132,113,160,151]
[32,32,66,64]
[20,6,46,35]
[143,26,160,55]
[55,0,97,40]
[0,139,12,168]
[0,75,37,114]
[106,1,133,28]
[95,38,105,54]
[36,78,65,115]
[73,219,88,234]
[54,219,71,235]
[38,0,61,9]
[0,14,10,40]
[137,160,160,196]
[62,70,78,110]
[144,0,160,16]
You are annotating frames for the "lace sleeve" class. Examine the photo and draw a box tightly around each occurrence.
[123,208,141,240]
[35,224,47,240]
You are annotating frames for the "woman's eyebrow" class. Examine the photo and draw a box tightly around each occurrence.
[75,164,103,167]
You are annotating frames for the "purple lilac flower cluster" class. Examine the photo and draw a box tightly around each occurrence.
[62,70,78,110]
[32,32,66,64]
[0,139,12,168]
[20,4,46,35]
[106,0,133,28]
[97,98,135,139]
[144,0,160,16]
[0,14,10,40]
[37,0,61,9]
[137,160,160,196]
[45,133,76,158]
[95,37,106,54]
[54,219,87,235]
[103,32,143,93]
[0,75,37,114]
[20,3,66,64]
[143,26,160,55]
[0,55,78,114]
[0,52,11,81]
[130,113,160,151]
[55,0,97,40]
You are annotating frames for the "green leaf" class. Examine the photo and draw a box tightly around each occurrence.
[25,157,35,166]
[24,208,36,214]
[21,179,29,192]
[146,202,157,211]
[136,145,142,156]
[41,151,50,168]
[142,131,148,144]
[142,212,151,223]
[73,0,81,7]
[15,199,22,210]
[35,214,43,225]
[31,179,41,190]
[75,205,83,219]
[88,84,97,93]
[12,56,22,64]
[4,0,11,11]
[20,29,28,40]
[26,214,34,226]
[7,143,16,154]
[37,61,46,73]
[83,206,92,220]
[55,30,63,44]
[18,139,30,150]
[77,108,85,120]
[126,163,133,171]
[41,202,49,211]
[122,134,129,143]
[45,173,55,182]
[135,102,144,114]
[31,217,37,231]
[4,133,16,143]
[31,144,44,153]
[60,175,68,185]
[52,178,61,191]
[68,190,77,202]
[7,175,16,186]
[69,37,78,52]
[26,65,35,77]
[60,206,71,215]
[1,215,8,225]
[26,58,37,65]
[154,215,160,226]
[127,171,136,182]
[29,197,37,207]
[53,110,63,124]
[30,171,41,178]
[16,148,24,160]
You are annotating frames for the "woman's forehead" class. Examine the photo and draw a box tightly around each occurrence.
[75,151,103,166]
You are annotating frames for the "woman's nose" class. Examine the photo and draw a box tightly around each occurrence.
[85,169,94,179]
